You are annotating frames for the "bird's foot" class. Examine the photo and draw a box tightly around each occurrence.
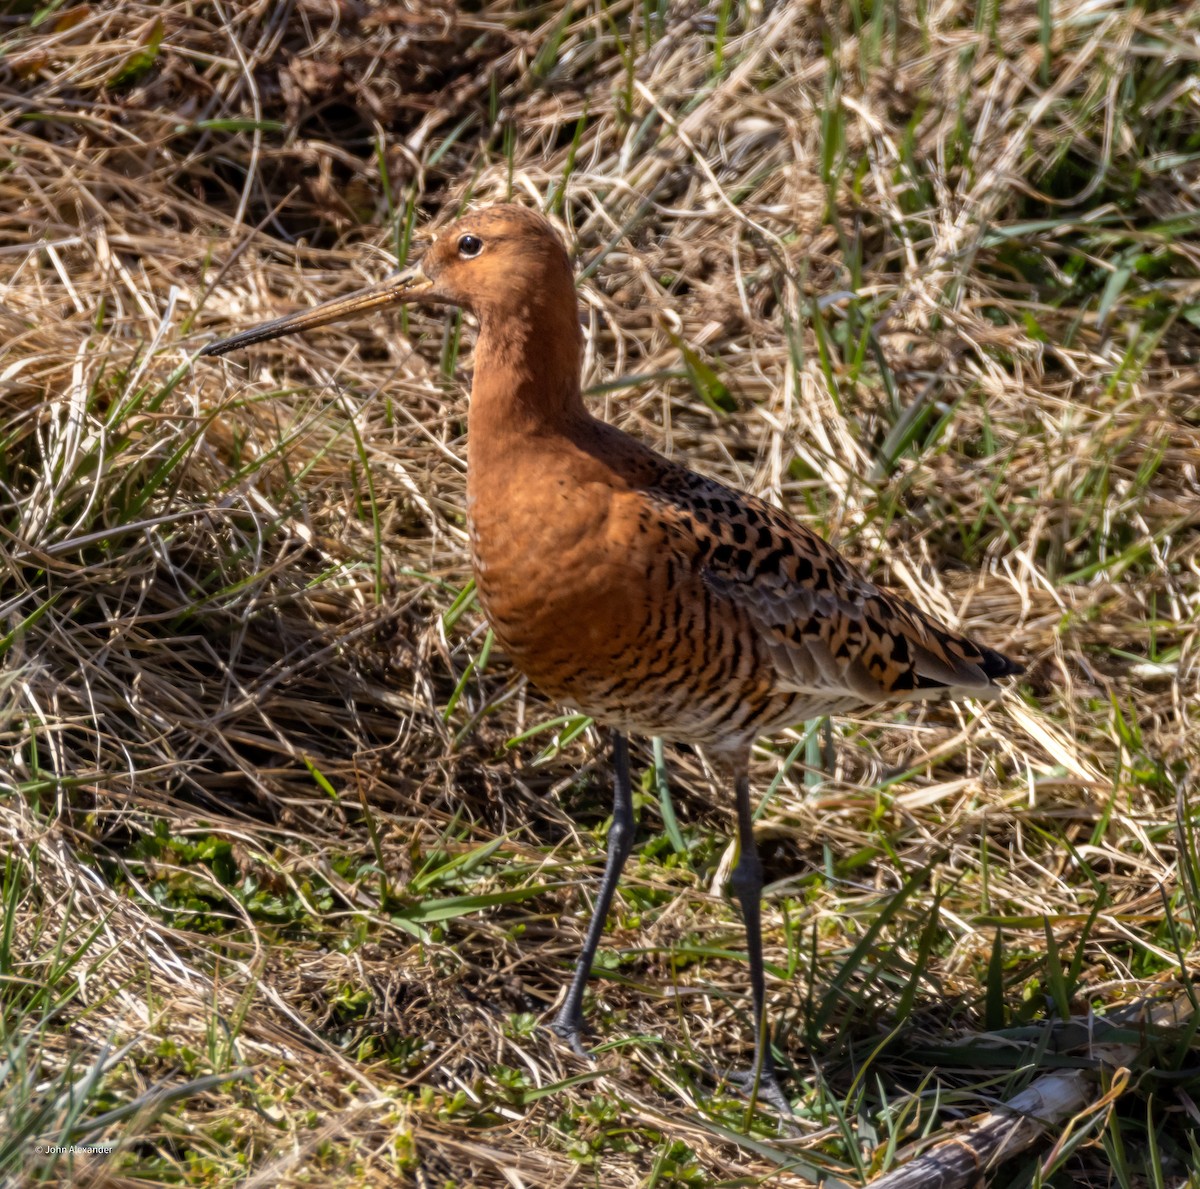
[727,1064,795,1120]
[548,1013,592,1060]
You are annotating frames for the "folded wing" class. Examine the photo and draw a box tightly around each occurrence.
[655,475,1022,705]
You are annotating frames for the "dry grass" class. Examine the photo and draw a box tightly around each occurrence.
[1,1,1199,1186]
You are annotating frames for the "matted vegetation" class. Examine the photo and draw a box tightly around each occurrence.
[2,1,1198,1185]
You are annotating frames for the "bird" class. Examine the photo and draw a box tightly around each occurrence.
[200,203,1022,1113]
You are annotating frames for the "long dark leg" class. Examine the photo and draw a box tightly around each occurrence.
[729,767,792,1114]
[551,732,634,1056]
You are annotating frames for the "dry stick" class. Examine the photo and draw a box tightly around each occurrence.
[867,987,1195,1188]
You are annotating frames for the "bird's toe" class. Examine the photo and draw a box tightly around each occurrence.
[549,1015,592,1061]
[728,1065,796,1122]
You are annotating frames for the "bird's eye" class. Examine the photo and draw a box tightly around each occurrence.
[458,234,483,258]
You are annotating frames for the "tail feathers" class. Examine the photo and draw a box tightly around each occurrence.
[977,643,1025,681]
[899,600,1024,692]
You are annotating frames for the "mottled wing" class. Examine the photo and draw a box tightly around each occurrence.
[656,475,1021,704]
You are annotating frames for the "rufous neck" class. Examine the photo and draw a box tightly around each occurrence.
[468,300,585,438]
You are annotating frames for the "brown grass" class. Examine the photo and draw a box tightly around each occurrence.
[1,2,1198,1186]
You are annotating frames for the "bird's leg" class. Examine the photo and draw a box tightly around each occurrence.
[821,717,835,775]
[551,732,634,1057]
[728,767,792,1117]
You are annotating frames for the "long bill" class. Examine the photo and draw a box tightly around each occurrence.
[198,263,436,357]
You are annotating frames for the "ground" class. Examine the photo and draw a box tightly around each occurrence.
[1,2,1199,1187]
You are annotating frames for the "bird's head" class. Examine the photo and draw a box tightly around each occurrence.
[199,204,576,358]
